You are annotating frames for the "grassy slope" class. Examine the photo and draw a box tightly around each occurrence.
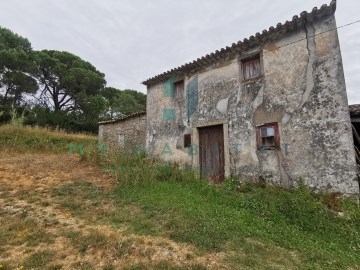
[1,125,359,269]
[0,124,97,153]
[116,181,360,269]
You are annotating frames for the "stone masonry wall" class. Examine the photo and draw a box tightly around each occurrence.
[99,114,147,152]
[146,14,359,195]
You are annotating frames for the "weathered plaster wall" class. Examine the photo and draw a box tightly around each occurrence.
[146,79,192,164]
[146,14,359,195]
[99,114,147,151]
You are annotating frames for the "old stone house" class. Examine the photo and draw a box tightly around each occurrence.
[142,1,359,195]
[98,111,146,151]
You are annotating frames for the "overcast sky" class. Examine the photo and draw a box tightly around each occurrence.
[1,0,359,103]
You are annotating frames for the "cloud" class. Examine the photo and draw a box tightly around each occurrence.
[0,0,359,103]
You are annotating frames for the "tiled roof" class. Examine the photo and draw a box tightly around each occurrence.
[142,1,337,86]
[350,104,360,117]
[98,111,146,125]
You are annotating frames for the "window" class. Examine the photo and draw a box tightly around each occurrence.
[257,123,280,149]
[118,134,125,147]
[174,80,184,99]
[184,134,191,148]
[242,55,261,81]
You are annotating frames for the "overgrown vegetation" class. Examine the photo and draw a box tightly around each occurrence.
[1,125,360,269]
[0,124,96,153]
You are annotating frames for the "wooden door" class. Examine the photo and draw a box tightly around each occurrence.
[199,125,225,183]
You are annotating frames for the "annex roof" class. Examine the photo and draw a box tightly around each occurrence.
[98,111,146,125]
[142,1,337,86]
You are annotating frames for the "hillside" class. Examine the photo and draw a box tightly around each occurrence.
[0,125,359,270]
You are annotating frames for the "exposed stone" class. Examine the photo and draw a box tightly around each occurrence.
[143,2,359,196]
[98,112,146,152]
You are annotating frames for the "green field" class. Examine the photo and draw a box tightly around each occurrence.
[0,125,359,269]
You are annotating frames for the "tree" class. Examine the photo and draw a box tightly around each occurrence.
[0,26,146,133]
[116,90,145,115]
[0,27,37,106]
[33,50,106,112]
[100,87,121,118]
[100,87,146,119]
[74,93,108,131]
[0,26,32,52]
[0,50,37,105]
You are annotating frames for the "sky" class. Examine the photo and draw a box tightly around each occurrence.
[0,0,359,104]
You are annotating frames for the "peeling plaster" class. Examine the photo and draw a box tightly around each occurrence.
[216,96,229,114]
[252,85,264,110]
[236,84,242,104]
[145,15,359,195]
[277,151,290,188]
[282,113,291,125]
[300,22,316,108]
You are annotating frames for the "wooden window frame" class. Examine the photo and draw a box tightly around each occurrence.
[241,54,262,82]
[256,122,280,150]
[184,134,191,148]
[173,80,184,99]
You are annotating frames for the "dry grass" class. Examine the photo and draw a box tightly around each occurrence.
[0,152,222,269]
[1,124,95,140]
[0,124,97,154]
[1,126,359,269]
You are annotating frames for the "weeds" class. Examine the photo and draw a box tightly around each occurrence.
[9,105,25,126]
[79,144,360,268]
[2,125,360,269]
[62,228,135,259]
[89,146,200,188]
[0,213,53,247]
[22,251,54,268]
[111,178,360,268]
[0,124,96,153]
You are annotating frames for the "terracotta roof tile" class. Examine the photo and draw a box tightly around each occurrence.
[98,111,146,125]
[142,1,337,86]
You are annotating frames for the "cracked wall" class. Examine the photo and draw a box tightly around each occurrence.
[146,14,358,195]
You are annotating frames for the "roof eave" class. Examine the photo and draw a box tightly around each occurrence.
[98,111,146,125]
[141,0,337,87]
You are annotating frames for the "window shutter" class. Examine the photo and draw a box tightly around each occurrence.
[257,127,262,149]
[174,80,184,99]
[184,134,191,148]
[274,123,280,148]
[242,55,261,80]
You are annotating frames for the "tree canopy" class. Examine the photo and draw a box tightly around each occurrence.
[0,26,146,133]
[0,26,32,51]
[100,87,146,119]
[33,50,106,111]
[0,28,37,106]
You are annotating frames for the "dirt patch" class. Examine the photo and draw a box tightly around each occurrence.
[0,153,227,269]
[0,153,114,190]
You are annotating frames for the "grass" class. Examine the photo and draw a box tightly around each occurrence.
[22,251,54,268]
[64,229,110,254]
[61,227,136,261]
[51,155,360,269]
[0,124,97,153]
[123,262,207,270]
[0,210,54,248]
[112,180,360,269]
[89,149,360,269]
[1,124,360,269]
